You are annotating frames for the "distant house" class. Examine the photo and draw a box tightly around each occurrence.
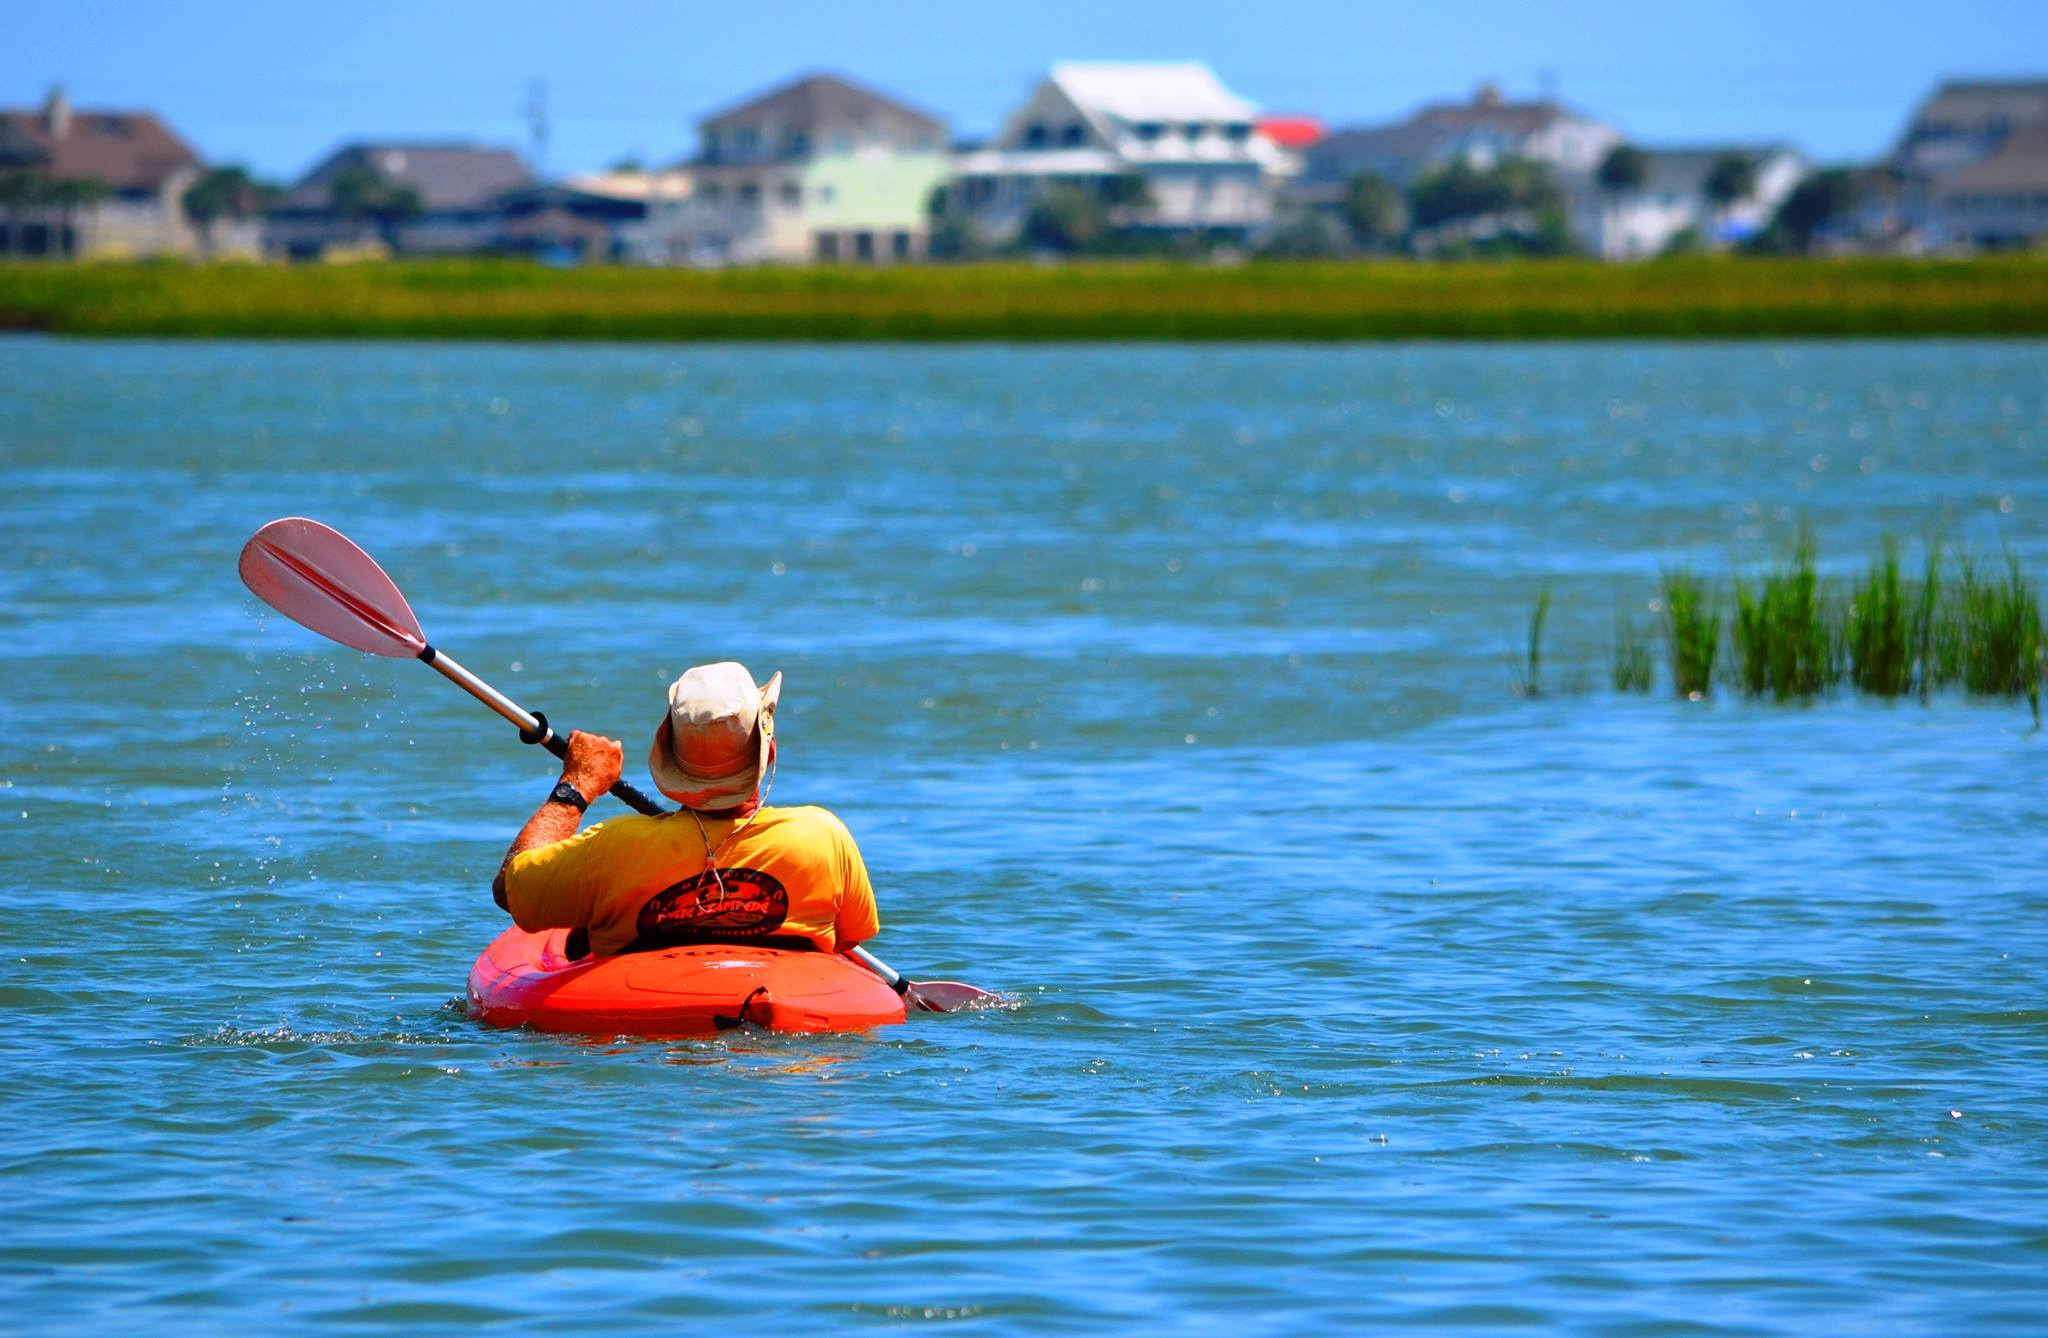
[1302,84,1619,195]
[663,73,949,265]
[0,87,204,258]
[492,171,693,262]
[946,62,1284,243]
[1877,80,2048,251]
[1571,144,1807,259]
[267,141,531,259]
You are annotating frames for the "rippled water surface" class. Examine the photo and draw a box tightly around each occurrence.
[4,338,2046,1334]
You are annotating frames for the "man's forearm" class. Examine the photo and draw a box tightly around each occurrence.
[491,731,624,910]
[491,795,586,909]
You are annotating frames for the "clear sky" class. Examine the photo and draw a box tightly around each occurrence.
[8,0,2045,181]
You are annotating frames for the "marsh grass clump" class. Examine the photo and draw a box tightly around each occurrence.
[1732,535,1835,700]
[1661,569,1720,698]
[1612,611,1655,693]
[1948,551,2045,720]
[1846,539,1913,697]
[1523,533,2041,717]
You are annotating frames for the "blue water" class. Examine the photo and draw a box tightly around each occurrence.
[3,338,2045,1333]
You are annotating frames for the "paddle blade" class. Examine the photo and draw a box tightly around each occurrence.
[239,517,427,658]
[905,980,1003,1013]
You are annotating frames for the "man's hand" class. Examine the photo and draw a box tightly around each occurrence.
[561,729,623,803]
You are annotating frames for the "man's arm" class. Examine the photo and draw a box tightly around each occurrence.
[491,730,624,909]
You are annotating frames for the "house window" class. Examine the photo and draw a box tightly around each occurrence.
[1061,124,1085,147]
[738,182,760,209]
[1025,123,1049,149]
[699,182,723,203]
[1224,123,1251,143]
[787,131,809,156]
[854,231,874,261]
[892,231,911,259]
[818,184,836,206]
[1184,124,1205,143]
[816,232,840,261]
[733,128,758,155]
[1136,122,1162,142]
[780,181,802,207]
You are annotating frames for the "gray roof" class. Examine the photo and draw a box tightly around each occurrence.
[1935,126,2048,196]
[698,72,945,142]
[1909,80,2048,134]
[0,97,200,191]
[1306,92,1592,182]
[280,142,532,212]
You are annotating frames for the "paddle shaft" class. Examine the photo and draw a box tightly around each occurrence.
[415,643,665,816]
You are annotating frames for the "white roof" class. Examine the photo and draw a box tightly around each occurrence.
[1049,62,1258,125]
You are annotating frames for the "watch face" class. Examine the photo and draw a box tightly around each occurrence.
[551,782,587,809]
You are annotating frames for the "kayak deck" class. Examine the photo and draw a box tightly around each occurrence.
[467,926,907,1036]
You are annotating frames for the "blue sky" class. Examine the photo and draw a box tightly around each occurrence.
[8,0,2045,181]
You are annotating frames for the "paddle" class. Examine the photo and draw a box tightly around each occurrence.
[238,516,993,1014]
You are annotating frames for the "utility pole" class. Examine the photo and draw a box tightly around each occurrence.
[526,78,549,180]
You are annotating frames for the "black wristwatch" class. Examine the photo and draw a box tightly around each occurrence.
[546,780,590,812]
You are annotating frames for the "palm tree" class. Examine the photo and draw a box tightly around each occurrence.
[0,171,54,255]
[183,165,258,257]
[1703,153,1758,243]
[1595,144,1648,258]
[46,177,109,257]
[328,165,422,250]
[1341,171,1402,250]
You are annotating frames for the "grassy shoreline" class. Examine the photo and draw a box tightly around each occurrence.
[4,256,2047,341]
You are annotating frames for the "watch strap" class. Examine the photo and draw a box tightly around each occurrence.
[547,780,590,812]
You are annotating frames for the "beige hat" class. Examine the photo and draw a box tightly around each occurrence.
[647,662,783,810]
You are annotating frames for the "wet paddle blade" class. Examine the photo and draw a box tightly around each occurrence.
[239,517,428,658]
[906,980,1003,1013]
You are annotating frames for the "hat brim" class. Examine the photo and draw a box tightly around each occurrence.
[647,671,781,809]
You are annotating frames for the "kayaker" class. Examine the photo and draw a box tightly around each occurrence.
[490,661,879,960]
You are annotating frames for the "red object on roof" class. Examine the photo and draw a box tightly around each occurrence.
[1257,115,1325,150]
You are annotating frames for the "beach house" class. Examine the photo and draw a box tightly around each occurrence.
[0,87,206,258]
[1302,84,1619,194]
[662,73,950,264]
[1891,80,2048,250]
[265,142,532,259]
[945,62,1284,245]
[1571,144,1807,258]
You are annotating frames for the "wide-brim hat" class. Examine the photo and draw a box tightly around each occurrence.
[647,661,782,810]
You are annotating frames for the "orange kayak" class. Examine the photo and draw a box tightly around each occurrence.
[467,927,908,1036]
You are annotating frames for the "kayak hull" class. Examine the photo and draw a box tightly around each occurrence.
[467,926,908,1037]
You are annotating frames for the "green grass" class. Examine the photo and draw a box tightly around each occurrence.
[1612,610,1655,693]
[1846,539,1912,697]
[1560,535,2043,714]
[1949,552,2044,722]
[1511,586,1551,697]
[3,255,2047,340]
[1661,569,1721,699]
[1732,535,1833,700]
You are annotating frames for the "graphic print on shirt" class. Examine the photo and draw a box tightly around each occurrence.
[635,867,790,939]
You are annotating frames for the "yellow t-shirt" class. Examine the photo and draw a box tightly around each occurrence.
[502,805,879,958]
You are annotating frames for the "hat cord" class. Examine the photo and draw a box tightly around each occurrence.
[683,752,775,910]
